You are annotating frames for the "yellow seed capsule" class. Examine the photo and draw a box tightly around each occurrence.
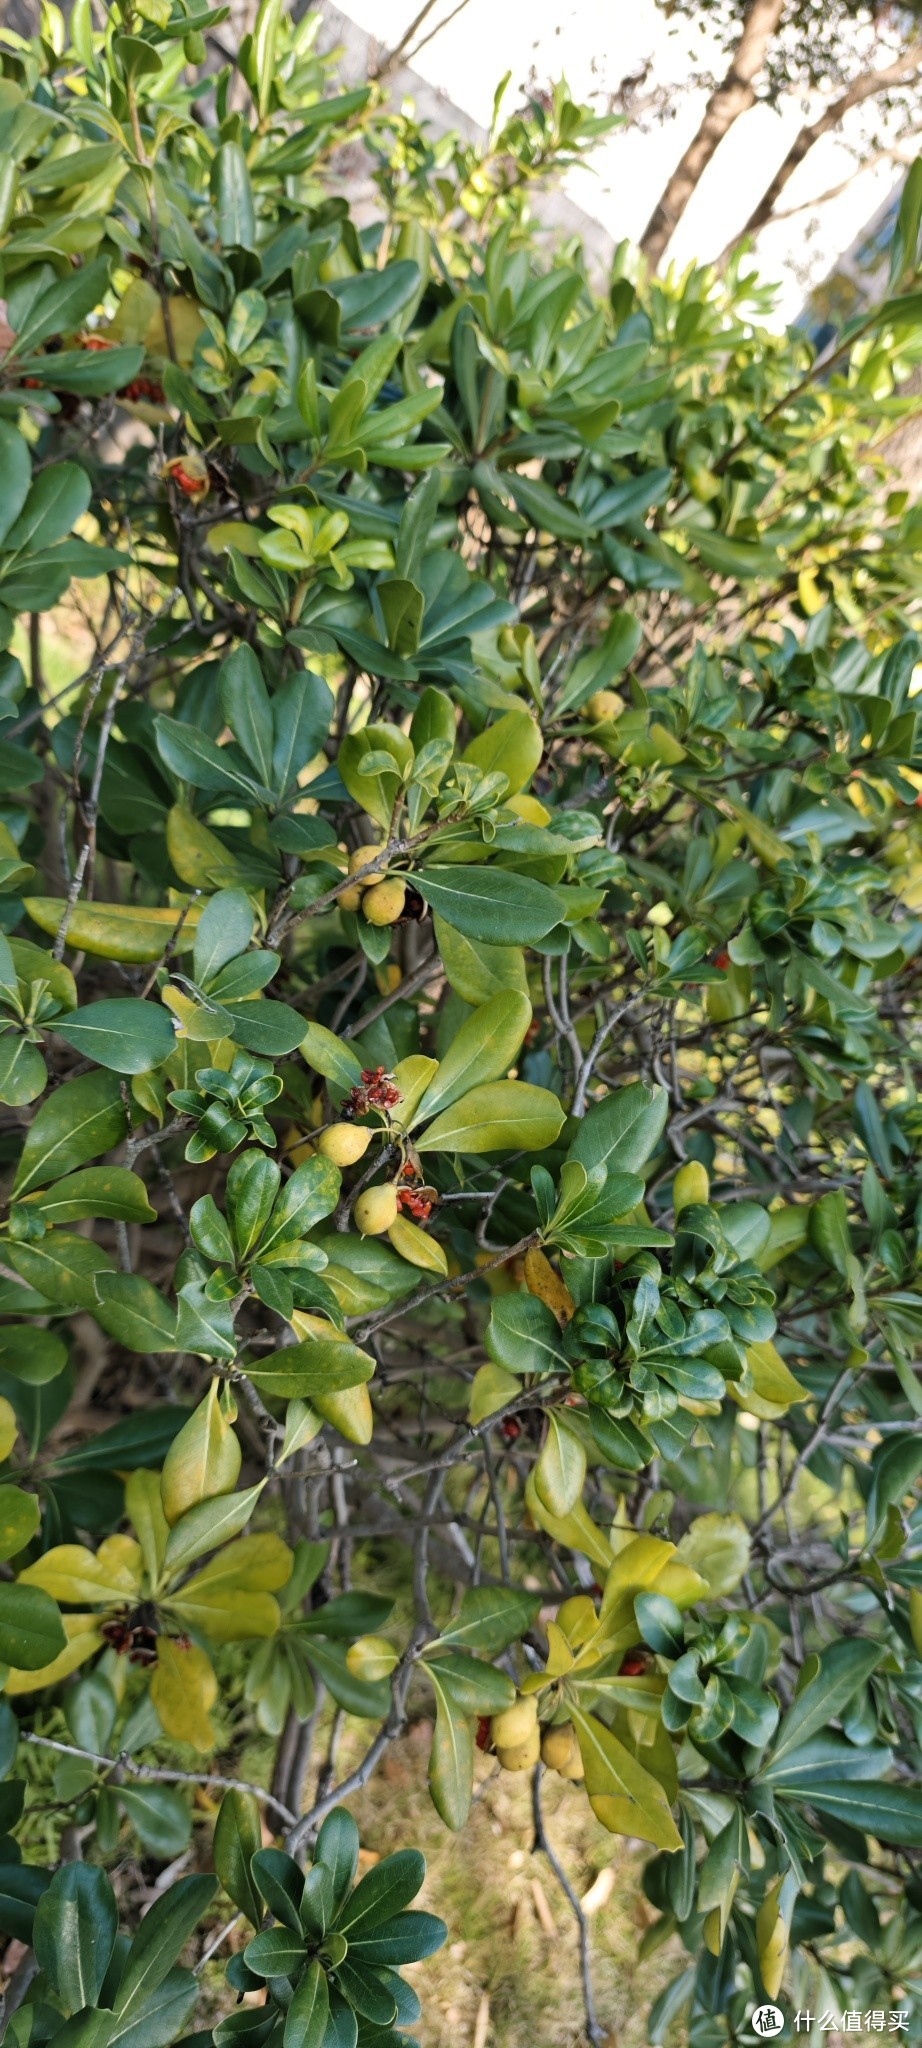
[363,879,406,926]
[346,1634,398,1682]
[586,689,625,723]
[540,1723,584,1780]
[353,1185,399,1236]
[317,1123,372,1167]
[490,1695,538,1750]
[673,1159,710,1215]
[338,884,364,914]
[496,1728,542,1773]
[524,1247,576,1327]
[348,842,387,877]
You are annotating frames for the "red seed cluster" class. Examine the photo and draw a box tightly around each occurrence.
[120,376,166,403]
[397,1187,434,1222]
[342,1066,402,1118]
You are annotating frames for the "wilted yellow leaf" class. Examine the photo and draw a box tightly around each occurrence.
[151,1638,218,1751]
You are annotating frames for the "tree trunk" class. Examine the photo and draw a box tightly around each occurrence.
[639,0,788,271]
[727,42,922,250]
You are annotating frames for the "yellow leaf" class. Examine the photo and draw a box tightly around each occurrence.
[150,1638,218,1751]
[167,1586,281,1644]
[0,1399,17,1462]
[506,793,550,826]
[556,1595,600,1649]
[524,1472,613,1572]
[756,1875,794,2000]
[160,1381,242,1527]
[735,1338,809,1420]
[542,1621,575,1679]
[570,1705,681,1851]
[277,1400,324,1464]
[675,1514,751,1598]
[523,1247,575,1326]
[19,1538,143,1607]
[386,1214,447,1274]
[468,1363,519,1425]
[311,1384,373,1445]
[534,1415,586,1518]
[180,1533,293,1596]
[596,1536,707,1642]
[125,1470,169,1589]
[4,1614,102,1695]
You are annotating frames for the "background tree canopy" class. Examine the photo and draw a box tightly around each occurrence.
[0,4,920,2045]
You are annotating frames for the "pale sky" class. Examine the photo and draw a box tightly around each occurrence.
[342,0,911,319]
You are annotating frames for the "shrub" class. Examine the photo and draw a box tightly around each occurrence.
[0,5,921,2043]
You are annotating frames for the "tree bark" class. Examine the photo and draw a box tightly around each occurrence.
[639,0,788,270]
[726,41,922,250]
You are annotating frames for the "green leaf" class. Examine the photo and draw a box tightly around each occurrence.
[486,1294,567,1375]
[155,716,269,803]
[426,1668,474,1833]
[0,1487,41,1559]
[413,993,532,1126]
[0,1036,46,1108]
[212,142,256,250]
[417,1080,564,1154]
[766,1640,883,1769]
[434,1585,541,1656]
[313,1807,360,1917]
[33,1864,117,2013]
[2,463,91,554]
[0,424,32,549]
[864,1432,922,1546]
[423,1649,514,1716]
[93,1276,179,1354]
[806,1780,922,1847]
[14,259,111,357]
[192,890,255,989]
[335,1849,425,1936]
[567,1080,668,1178]
[250,1848,304,1932]
[226,1149,280,1261]
[112,1874,217,2018]
[24,1168,157,1227]
[14,1070,128,1195]
[433,915,528,1006]
[108,1967,198,2048]
[344,1909,446,1963]
[247,1339,374,1401]
[118,1786,191,1860]
[219,647,274,788]
[299,1020,364,1093]
[164,1482,266,1573]
[809,1190,852,1278]
[0,1581,66,1670]
[7,1233,115,1312]
[415,867,562,946]
[243,1926,308,1977]
[284,1961,329,2048]
[214,1789,264,1928]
